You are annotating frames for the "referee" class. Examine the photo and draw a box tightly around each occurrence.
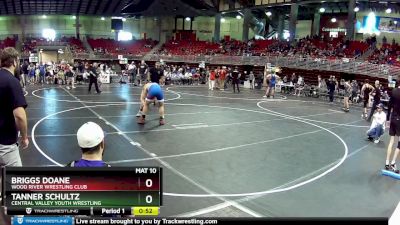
[385,79,400,173]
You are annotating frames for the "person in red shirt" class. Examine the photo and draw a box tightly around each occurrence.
[209,68,216,90]
[219,67,227,90]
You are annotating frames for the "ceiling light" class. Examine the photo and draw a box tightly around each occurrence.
[319,8,325,13]
[331,18,337,23]
[221,18,226,22]
[42,15,47,19]
[122,18,126,22]
[236,15,242,19]
[394,21,398,25]
[185,17,191,21]
[354,7,359,12]
[386,8,392,14]
[266,11,272,17]
[101,17,105,20]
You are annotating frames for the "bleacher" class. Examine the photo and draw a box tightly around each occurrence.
[160,40,220,55]
[68,37,86,53]
[0,37,16,48]
[88,38,157,56]
[369,43,400,67]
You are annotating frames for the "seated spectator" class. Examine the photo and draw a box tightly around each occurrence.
[67,122,110,167]
[366,104,386,144]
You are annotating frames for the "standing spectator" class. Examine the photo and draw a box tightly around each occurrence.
[0,47,29,166]
[38,63,45,84]
[231,66,240,93]
[215,67,220,89]
[367,80,381,122]
[326,76,336,104]
[128,61,137,85]
[361,79,375,119]
[209,68,216,90]
[149,62,164,84]
[28,63,35,84]
[137,60,148,86]
[351,80,359,103]
[219,67,227,90]
[249,71,255,90]
[67,122,110,167]
[342,80,352,112]
[88,63,101,94]
[21,61,29,88]
[317,75,322,89]
[65,64,75,90]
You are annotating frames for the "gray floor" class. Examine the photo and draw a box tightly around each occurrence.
[19,83,400,217]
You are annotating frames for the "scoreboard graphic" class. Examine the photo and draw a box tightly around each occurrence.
[1,167,162,216]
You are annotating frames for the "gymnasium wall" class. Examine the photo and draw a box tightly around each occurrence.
[0,15,164,40]
[295,20,312,39]
[192,16,250,41]
[40,51,58,63]
[0,15,255,42]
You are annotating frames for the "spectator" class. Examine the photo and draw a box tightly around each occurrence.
[231,66,240,93]
[149,62,163,84]
[88,63,101,94]
[351,80,359,103]
[367,80,381,122]
[38,63,45,84]
[249,71,255,90]
[137,60,148,86]
[21,60,29,88]
[0,47,29,166]
[219,67,227,90]
[326,76,336,104]
[128,61,137,85]
[366,103,386,143]
[361,79,375,119]
[209,68,216,90]
[67,122,109,167]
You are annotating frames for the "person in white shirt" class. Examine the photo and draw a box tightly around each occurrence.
[249,71,255,90]
[128,62,137,85]
[366,103,386,143]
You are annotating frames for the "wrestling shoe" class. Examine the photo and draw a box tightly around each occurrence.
[159,118,165,126]
[390,164,399,173]
[137,117,145,124]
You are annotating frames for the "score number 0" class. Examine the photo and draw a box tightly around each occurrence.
[146,179,153,203]
[145,168,157,204]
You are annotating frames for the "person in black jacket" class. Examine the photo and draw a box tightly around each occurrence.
[231,66,240,93]
[88,63,101,94]
[326,76,336,103]
[367,80,381,122]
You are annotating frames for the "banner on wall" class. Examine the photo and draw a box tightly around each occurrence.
[29,56,38,63]
[360,15,400,34]
[377,17,400,33]
[99,73,110,84]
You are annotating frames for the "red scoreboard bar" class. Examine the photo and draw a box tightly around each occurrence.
[1,167,162,216]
